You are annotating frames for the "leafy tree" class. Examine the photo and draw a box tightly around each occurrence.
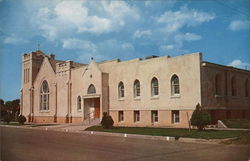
[191,103,211,131]
[3,112,12,124]
[101,112,114,129]
[4,99,20,120]
[0,99,7,118]
[18,115,26,125]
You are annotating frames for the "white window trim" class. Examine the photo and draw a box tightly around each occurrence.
[172,110,180,124]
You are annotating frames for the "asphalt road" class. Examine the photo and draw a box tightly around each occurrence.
[1,126,250,161]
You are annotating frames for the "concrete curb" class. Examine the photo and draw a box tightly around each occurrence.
[0,125,242,145]
[82,130,176,141]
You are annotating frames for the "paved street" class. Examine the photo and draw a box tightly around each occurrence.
[1,126,250,161]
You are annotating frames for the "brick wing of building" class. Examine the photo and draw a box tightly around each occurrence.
[20,50,250,127]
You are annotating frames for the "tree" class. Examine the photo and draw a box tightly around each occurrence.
[101,112,114,129]
[18,115,26,125]
[4,99,20,120]
[3,112,12,124]
[0,99,7,118]
[191,103,211,131]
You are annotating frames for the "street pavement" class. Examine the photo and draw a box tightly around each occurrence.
[1,126,250,161]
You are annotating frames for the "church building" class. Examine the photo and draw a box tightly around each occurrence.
[20,50,250,127]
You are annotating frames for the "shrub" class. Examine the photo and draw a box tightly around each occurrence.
[18,115,26,125]
[101,112,114,129]
[191,103,211,131]
[3,112,12,124]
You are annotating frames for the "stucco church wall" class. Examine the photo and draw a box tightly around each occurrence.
[100,53,202,112]
[33,57,56,118]
[110,110,193,127]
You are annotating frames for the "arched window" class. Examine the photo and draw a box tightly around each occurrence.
[215,74,222,95]
[40,80,49,110]
[246,79,249,97]
[134,79,140,98]
[171,74,180,95]
[151,77,159,96]
[118,81,124,98]
[231,76,236,96]
[87,84,96,94]
[77,96,81,110]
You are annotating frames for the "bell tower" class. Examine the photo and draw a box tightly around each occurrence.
[21,50,45,121]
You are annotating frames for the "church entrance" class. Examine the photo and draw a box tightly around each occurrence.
[84,97,100,120]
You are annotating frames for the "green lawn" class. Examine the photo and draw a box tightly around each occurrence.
[222,119,250,129]
[85,126,250,141]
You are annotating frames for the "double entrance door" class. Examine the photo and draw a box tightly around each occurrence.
[84,97,100,119]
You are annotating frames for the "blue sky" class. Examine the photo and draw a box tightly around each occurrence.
[0,0,250,101]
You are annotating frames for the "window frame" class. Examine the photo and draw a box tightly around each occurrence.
[171,74,180,96]
[118,111,124,122]
[134,111,140,122]
[40,80,50,111]
[134,79,140,98]
[172,110,180,124]
[118,81,125,99]
[151,110,158,123]
[151,77,159,97]
[87,84,96,94]
[77,96,82,111]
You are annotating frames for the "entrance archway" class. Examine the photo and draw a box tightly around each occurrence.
[84,97,100,119]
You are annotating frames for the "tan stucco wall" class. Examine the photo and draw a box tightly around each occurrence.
[110,110,193,128]
[99,53,202,112]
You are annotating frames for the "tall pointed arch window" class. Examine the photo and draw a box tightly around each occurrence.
[134,79,140,98]
[171,74,180,95]
[77,96,81,110]
[151,77,159,96]
[246,79,249,97]
[231,76,236,96]
[87,84,96,94]
[118,81,124,99]
[215,74,222,95]
[40,80,49,110]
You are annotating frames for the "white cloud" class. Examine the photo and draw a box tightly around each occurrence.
[159,44,174,51]
[228,20,250,31]
[159,32,201,54]
[102,1,139,20]
[62,38,97,52]
[133,30,152,38]
[175,32,202,42]
[145,0,176,8]
[3,36,29,44]
[33,1,140,40]
[157,6,215,32]
[228,59,250,70]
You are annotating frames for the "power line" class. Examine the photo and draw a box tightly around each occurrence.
[215,0,250,18]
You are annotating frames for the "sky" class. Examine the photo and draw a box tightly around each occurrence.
[0,0,250,101]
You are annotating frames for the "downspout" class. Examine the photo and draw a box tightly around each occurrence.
[54,83,57,123]
[29,86,34,122]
